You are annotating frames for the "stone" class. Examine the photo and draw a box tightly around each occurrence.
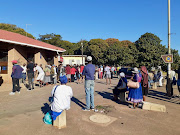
[53,110,66,129]
[142,102,166,112]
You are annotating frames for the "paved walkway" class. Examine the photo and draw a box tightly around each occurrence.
[0,78,180,135]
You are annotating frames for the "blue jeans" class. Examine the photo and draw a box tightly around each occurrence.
[85,80,95,109]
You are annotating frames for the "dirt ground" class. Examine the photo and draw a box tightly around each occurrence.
[0,78,180,135]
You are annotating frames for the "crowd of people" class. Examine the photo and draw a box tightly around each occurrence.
[9,56,180,124]
[9,59,86,95]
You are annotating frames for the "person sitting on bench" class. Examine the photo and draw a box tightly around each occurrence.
[112,72,127,101]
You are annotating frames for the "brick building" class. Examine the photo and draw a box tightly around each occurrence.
[0,30,65,83]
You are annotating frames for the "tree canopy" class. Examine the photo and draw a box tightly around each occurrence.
[0,23,34,39]
[1,23,179,70]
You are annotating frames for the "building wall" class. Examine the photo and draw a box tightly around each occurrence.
[1,45,28,83]
[34,50,47,69]
[0,44,62,83]
[62,56,86,66]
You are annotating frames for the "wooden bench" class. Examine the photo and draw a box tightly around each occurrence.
[118,92,126,102]
[53,110,66,129]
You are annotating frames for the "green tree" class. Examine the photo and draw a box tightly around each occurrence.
[58,40,75,55]
[135,33,168,69]
[88,39,109,64]
[0,23,34,39]
[38,33,62,45]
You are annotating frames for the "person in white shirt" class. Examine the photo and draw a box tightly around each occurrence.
[50,75,73,120]
[105,65,111,85]
[169,69,176,97]
[157,69,163,87]
[21,63,27,83]
[111,66,115,78]
[34,63,45,87]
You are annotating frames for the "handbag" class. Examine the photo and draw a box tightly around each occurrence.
[117,78,126,90]
[127,81,140,89]
[49,85,59,103]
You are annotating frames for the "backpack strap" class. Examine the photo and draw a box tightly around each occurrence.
[52,85,59,97]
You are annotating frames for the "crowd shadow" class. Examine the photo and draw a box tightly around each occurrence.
[148,89,180,104]
[95,91,130,106]
[71,96,86,109]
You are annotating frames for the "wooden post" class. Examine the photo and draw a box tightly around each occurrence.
[152,82,157,89]
[53,110,66,129]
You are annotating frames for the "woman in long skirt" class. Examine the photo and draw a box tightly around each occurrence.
[128,67,143,109]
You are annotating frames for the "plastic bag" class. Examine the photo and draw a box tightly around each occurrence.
[43,112,52,125]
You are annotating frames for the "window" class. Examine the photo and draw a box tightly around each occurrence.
[0,49,8,74]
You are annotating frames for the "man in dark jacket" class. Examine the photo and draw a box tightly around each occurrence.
[9,60,23,95]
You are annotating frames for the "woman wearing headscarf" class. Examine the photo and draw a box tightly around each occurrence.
[141,66,149,101]
[112,72,128,101]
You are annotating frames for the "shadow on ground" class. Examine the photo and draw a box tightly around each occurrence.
[95,91,130,106]
[71,96,86,109]
[148,89,180,104]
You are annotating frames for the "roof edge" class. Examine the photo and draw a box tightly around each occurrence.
[0,39,66,53]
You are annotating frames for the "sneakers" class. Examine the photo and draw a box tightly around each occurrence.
[82,108,90,111]
[9,92,15,95]
[129,105,136,109]
[17,91,20,94]
[91,108,98,112]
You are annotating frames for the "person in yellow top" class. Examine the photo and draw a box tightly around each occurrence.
[117,65,121,78]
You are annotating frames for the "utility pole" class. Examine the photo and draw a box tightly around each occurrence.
[26,24,32,37]
[81,40,83,65]
[167,0,171,97]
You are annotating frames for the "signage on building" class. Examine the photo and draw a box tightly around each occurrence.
[161,54,173,63]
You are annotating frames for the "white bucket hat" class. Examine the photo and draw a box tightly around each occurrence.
[132,67,139,73]
[120,72,125,77]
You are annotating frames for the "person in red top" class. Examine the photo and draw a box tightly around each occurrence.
[80,64,84,83]
[65,65,71,83]
[71,65,76,82]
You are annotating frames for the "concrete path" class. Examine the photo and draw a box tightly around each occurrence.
[0,79,180,135]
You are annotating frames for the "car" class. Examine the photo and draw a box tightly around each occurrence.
[119,68,134,79]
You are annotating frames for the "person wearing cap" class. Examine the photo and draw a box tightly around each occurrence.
[50,75,73,121]
[128,67,143,109]
[9,60,23,95]
[112,72,128,101]
[82,56,96,111]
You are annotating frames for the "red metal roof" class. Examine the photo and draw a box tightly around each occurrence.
[0,29,65,52]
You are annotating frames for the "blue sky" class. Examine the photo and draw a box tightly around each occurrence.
[0,0,180,52]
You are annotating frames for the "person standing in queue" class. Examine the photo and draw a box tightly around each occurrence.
[9,60,23,95]
[82,56,96,111]
[27,59,35,90]
[140,66,149,101]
